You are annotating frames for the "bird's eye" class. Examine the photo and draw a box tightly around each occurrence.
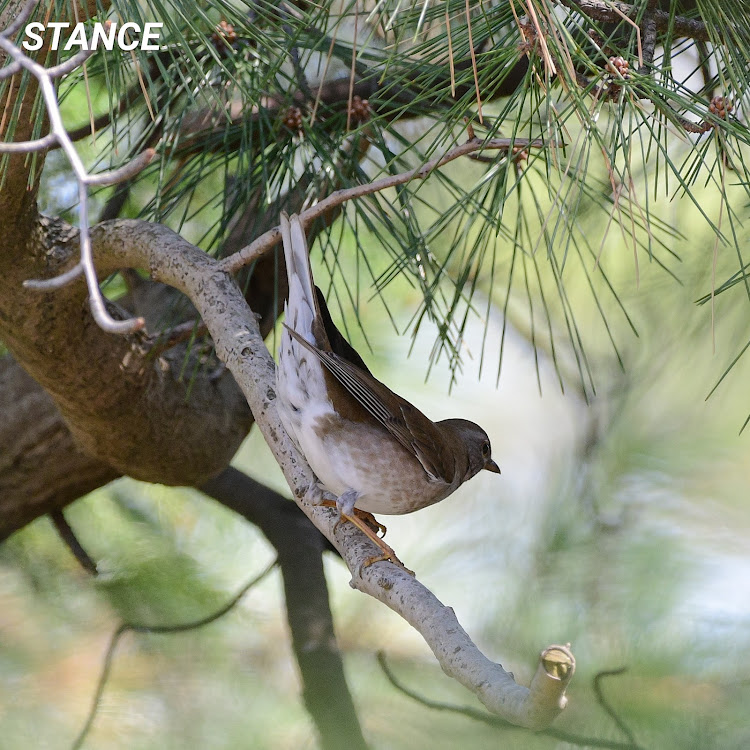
[482,441,490,458]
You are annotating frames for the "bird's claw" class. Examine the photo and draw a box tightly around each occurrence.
[360,552,415,577]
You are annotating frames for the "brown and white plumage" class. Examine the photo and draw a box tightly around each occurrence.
[276,212,499,519]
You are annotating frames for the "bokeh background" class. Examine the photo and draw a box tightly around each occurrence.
[3,26,750,749]
[3,192,750,749]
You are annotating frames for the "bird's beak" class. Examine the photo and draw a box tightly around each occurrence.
[484,458,501,474]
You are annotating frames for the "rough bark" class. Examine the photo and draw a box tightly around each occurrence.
[0,355,117,536]
[0,215,253,484]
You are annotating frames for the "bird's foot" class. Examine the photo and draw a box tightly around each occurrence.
[304,484,332,506]
[336,488,359,517]
[338,509,414,577]
[361,548,415,577]
[315,489,409,574]
[319,502,387,538]
[358,511,387,538]
[317,492,387,538]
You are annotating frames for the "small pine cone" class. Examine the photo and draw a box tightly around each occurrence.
[349,95,371,124]
[511,146,529,164]
[518,20,536,53]
[211,20,237,54]
[708,95,733,119]
[282,106,304,134]
[607,56,630,80]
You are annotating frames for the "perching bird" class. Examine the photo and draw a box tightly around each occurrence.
[276,212,500,571]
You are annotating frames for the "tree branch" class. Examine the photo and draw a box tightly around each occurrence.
[220,136,547,275]
[555,0,711,42]
[201,468,369,750]
[0,14,153,333]
[378,652,638,750]
[85,216,575,730]
[49,508,99,575]
[0,355,119,538]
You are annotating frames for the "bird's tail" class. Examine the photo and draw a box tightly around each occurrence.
[280,212,322,345]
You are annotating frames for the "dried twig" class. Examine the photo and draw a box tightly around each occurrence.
[49,509,98,576]
[378,652,640,750]
[593,667,642,748]
[70,558,278,750]
[0,2,153,334]
[220,136,548,274]
[146,319,208,356]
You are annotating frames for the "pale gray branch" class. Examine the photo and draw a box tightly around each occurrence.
[0,132,57,151]
[0,8,149,334]
[88,217,575,731]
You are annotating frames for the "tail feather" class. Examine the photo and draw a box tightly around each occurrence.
[280,212,324,346]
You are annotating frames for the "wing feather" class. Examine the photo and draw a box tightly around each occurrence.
[283,325,454,483]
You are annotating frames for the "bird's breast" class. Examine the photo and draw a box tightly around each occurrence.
[307,416,453,515]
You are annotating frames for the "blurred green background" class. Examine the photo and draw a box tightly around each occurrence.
[3,49,750,750]
[3,187,750,748]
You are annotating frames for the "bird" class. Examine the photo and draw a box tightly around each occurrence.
[276,212,500,572]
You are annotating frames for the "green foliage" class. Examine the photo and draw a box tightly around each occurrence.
[4,0,748,408]
[2,2,750,745]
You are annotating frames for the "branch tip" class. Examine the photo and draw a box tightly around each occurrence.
[86,148,157,186]
[92,312,145,335]
[541,644,576,681]
[23,262,84,291]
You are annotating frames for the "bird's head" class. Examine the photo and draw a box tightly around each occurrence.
[440,418,501,481]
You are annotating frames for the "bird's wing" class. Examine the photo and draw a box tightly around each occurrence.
[284,325,455,483]
[314,286,372,374]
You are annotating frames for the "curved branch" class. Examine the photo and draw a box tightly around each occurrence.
[220,136,547,275]
[378,653,637,749]
[88,217,575,730]
[0,11,152,334]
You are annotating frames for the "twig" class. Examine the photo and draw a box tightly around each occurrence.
[70,557,278,750]
[0,59,21,79]
[219,136,548,274]
[378,653,640,750]
[593,667,641,748]
[45,46,97,78]
[146,319,208,356]
[49,509,98,576]
[85,148,156,186]
[0,4,152,334]
[555,0,711,42]
[0,131,57,151]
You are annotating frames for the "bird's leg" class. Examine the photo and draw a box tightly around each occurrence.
[308,486,410,574]
[336,488,359,517]
[315,490,388,538]
[334,490,414,576]
[303,483,332,507]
